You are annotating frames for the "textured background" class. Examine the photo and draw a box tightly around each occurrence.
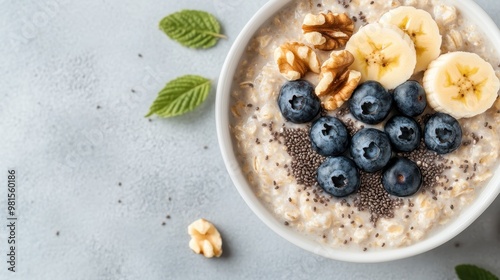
[0,0,499,279]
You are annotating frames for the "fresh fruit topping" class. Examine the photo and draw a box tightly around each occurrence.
[424,113,462,154]
[393,80,427,117]
[278,80,321,123]
[384,115,421,152]
[317,156,360,197]
[310,116,350,157]
[275,42,320,81]
[349,81,393,124]
[379,6,442,73]
[345,23,416,89]
[423,51,500,119]
[315,50,361,111]
[382,157,422,197]
[302,12,354,51]
[350,128,392,173]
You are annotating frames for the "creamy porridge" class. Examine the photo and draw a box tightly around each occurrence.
[230,0,500,250]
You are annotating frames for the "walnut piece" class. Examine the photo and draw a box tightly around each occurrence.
[274,42,320,80]
[315,50,361,111]
[188,218,223,258]
[302,12,354,51]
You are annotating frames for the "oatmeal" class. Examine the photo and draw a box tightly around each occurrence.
[230,0,500,250]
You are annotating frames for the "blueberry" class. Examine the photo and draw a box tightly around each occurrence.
[393,81,427,117]
[384,115,421,152]
[350,128,392,172]
[349,81,393,124]
[278,80,321,123]
[382,157,422,197]
[310,116,349,157]
[424,113,462,154]
[317,156,360,197]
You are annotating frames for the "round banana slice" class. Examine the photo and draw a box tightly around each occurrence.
[423,52,500,119]
[379,6,442,73]
[345,23,416,89]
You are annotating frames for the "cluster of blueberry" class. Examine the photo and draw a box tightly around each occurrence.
[277,79,463,198]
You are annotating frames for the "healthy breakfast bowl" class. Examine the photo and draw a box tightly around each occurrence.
[216,0,500,263]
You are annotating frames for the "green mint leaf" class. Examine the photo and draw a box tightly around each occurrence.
[159,10,226,49]
[145,75,211,118]
[456,265,499,280]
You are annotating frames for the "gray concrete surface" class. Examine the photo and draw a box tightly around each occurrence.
[0,0,499,279]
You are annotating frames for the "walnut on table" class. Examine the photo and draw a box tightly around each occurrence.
[302,12,354,51]
[315,50,361,111]
[188,218,223,258]
[274,42,320,81]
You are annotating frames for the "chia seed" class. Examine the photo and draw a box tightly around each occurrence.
[283,127,325,188]
[353,171,403,225]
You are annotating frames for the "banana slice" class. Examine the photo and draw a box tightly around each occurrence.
[423,52,500,119]
[379,6,442,73]
[345,23,416,89]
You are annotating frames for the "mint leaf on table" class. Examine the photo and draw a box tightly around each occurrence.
[455,264,499,280]
[145,75,211,118]
[159,10,226,49]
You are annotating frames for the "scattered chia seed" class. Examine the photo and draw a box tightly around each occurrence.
[138,53,143,58]
[56,231,60,236]
[450,204,454,210]
[162,222,166,226]
[247,103,253,107]
[166,215,171,219]
[284,221,289,226]
[118,182,122,186]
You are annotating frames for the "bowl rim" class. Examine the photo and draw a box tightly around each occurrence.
[216,0,500,263]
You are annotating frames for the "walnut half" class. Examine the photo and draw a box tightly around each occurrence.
[188,218,223,258]
[315,50,361,111]
[302,12,354,51]
[274,42,320,80]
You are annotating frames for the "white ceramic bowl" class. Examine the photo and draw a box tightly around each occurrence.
[216,0,500,263]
